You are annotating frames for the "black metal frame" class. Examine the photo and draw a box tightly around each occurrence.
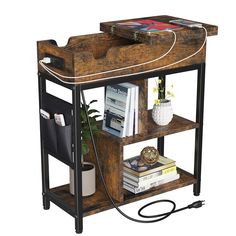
[157,75,166,156]
[38,62,206,233]
[194,63,206,196]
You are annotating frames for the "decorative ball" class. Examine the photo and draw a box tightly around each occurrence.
[140,146,159,165]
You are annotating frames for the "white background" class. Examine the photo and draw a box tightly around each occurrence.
[0,0,235,235]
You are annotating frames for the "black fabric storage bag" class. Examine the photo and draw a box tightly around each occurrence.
[41,117,57,154]
[56,124,72,162]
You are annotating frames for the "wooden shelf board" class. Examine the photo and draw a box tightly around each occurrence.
[99,111,199,145]
[50,168,196,217]
[50,184,113,217]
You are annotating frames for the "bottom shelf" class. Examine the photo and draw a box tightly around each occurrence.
[50,168,196,217]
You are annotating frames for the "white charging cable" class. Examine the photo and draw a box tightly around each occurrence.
[39,27,207,85]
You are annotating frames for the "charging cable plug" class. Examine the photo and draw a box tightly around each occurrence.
[188,200,205,209]
[41,57,51,64]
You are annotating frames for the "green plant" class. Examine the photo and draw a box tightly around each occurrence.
[153,78,174,105]
[80,100,100,158]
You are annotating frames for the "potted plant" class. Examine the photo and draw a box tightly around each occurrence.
[69,100,100,197]
[152,78,174,126]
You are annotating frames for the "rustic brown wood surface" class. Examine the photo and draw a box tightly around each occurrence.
[37,14,219,84]
[131,79,148,134]
[38,33,206,83]
[86,132,124,202]
[38,16,216,219]
[50,168,196,217]
[100,15,218,44]
[84,111,198,206]
[98,111,199,145]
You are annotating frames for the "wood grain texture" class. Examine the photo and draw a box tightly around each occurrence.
[98,111,199,145]
[38,35,206,83]
[37,40,74,77]
[37,14,218,84]
[123,168,197,203]
[50,168,196,217]
[132,79,148,134]
[100,15,218,44]
[86,133,123,202]
[38,16,216,220]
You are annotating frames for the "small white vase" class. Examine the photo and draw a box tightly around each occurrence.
[152,99,173,126]
[69,162,96,197]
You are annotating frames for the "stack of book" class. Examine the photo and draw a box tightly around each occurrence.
[123,155,179,194]
[102,83,139,137]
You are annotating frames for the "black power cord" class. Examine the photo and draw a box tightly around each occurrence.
[81,90,205,223]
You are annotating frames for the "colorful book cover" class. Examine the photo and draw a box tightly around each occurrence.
[123,155,175,177]
[102,84,131,137]
[117,20,180,32]
[123,165,177,182]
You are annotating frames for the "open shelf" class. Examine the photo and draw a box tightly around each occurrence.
[99,111,199,145]
[50,184,113,217]
[50,168,196,217]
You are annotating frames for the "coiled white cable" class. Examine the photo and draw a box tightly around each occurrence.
[39,27,207,85]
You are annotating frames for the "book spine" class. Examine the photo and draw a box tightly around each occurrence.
[123,162,175,177]
[102,84,130,138]
[123,174,180,194]
[134,85,139,135]
[158,173,180,185]
[126,86,135,136]
[122,88,131,137]
[123,165,177,182]
[123,171,177,188]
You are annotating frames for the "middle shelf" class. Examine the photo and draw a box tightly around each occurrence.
[98,110,199,145]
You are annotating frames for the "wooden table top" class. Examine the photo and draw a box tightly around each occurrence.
[100,15,218,44]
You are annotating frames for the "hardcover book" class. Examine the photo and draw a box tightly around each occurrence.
[123,155,175,177]
[123,165,177,182]
[102,84,131,137]
[103,82,139,137]
[123,171,177,188]
[119,82,139,136]
[123,173,180,194]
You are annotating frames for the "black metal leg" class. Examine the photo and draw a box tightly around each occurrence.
[158,138,165,156]
[194,63,206,196]
[42,151,50,210]
[72,85,83,234]
[157,75,166,156]
[38,73,50,209]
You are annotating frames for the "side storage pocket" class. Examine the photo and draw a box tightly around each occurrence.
[56,124,72,162]
[41,117,57,154]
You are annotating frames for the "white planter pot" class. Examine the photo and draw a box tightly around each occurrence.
[69,162,96,197]
[152,99,173,126]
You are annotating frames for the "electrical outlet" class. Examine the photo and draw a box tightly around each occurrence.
[45,53,65,70]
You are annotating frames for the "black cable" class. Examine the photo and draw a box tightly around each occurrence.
[81,90,205,223]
